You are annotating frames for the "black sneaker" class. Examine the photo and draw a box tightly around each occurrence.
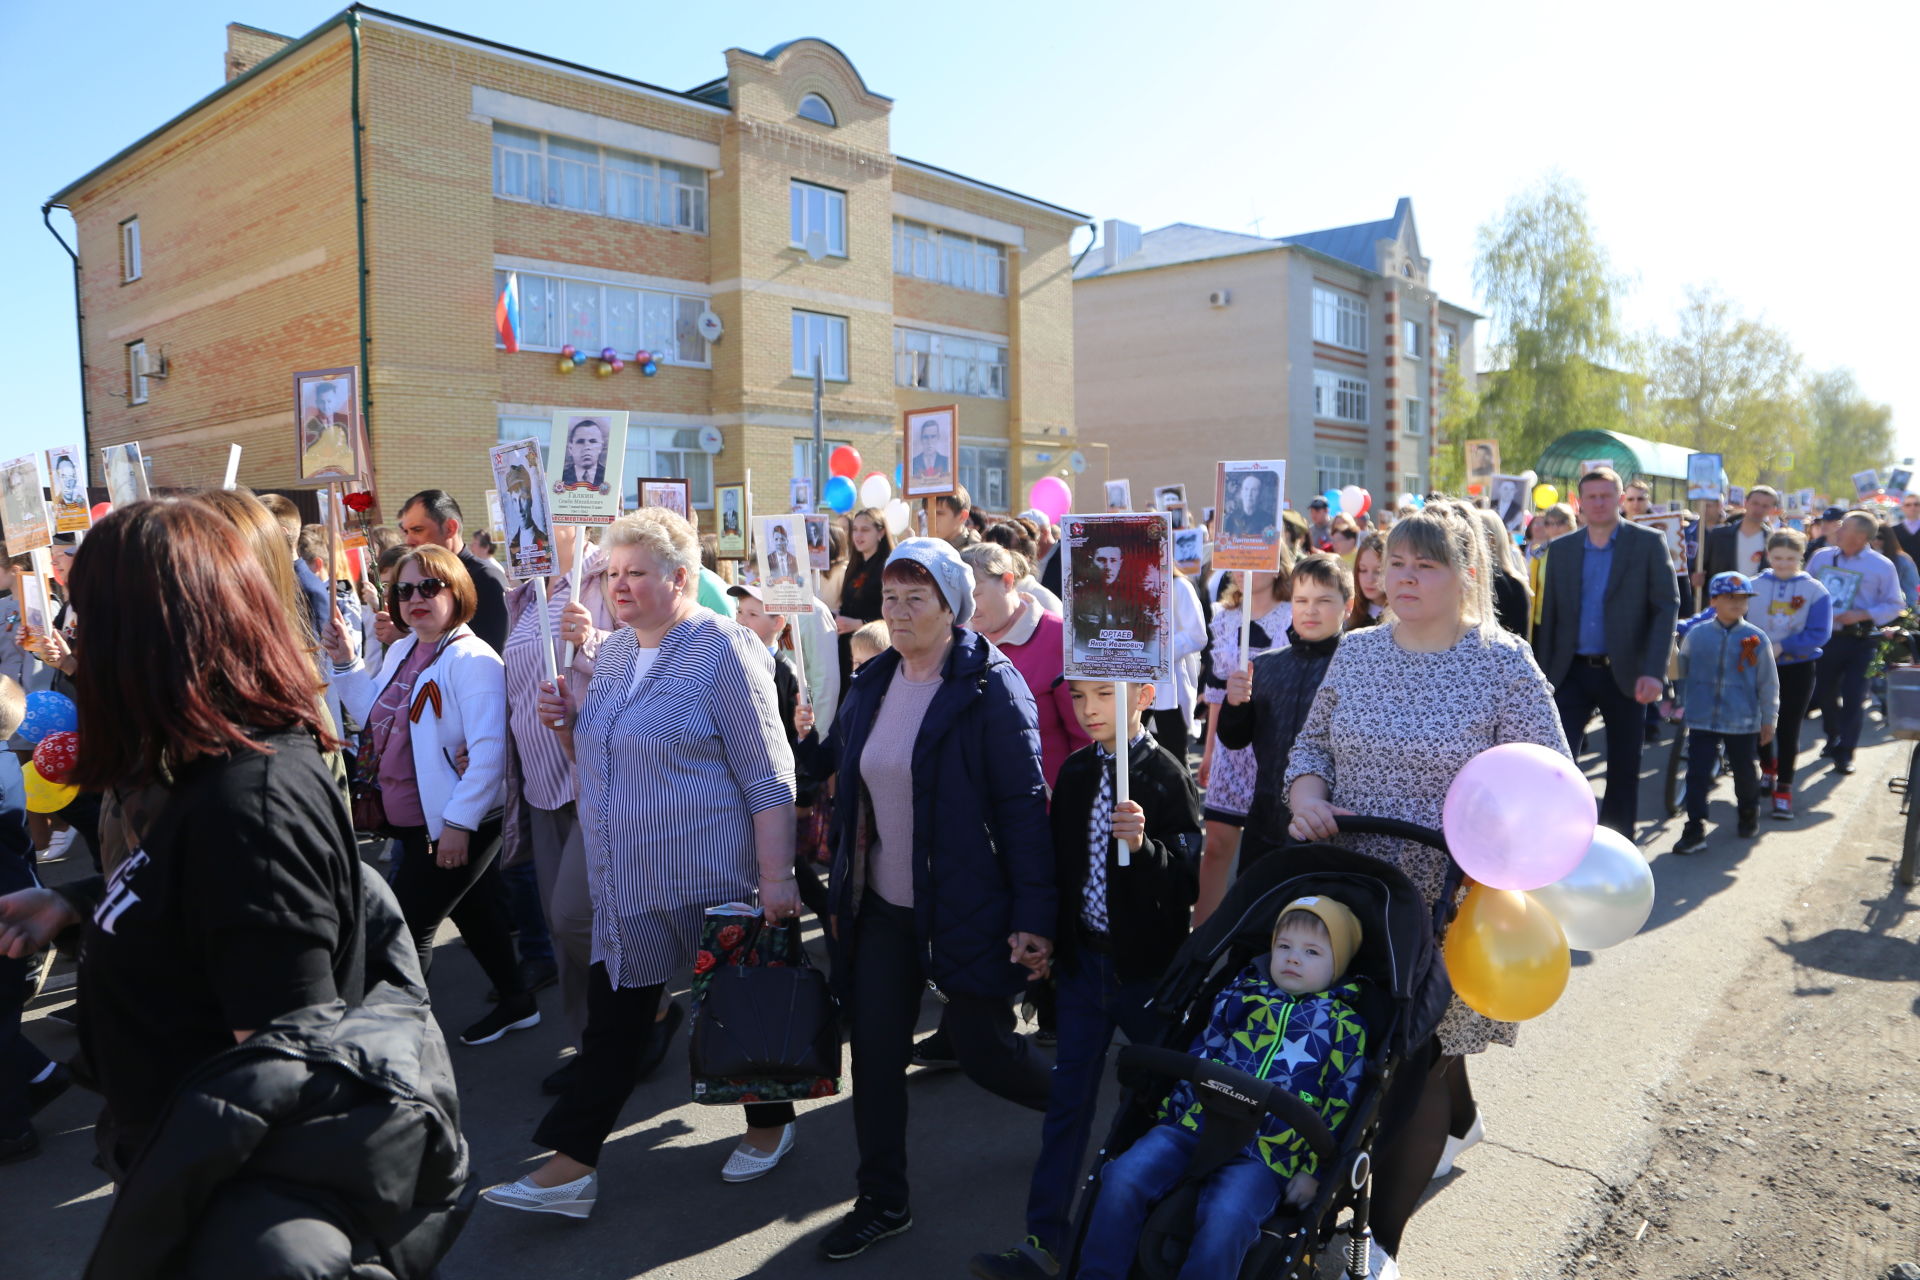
[910,1028,958,1070]
[635,1001,685,1081]
[1736,812,1760,839]
[27,1063,71,1116]
[969,1236,1060,1279]
[541,1057,581,1096]
[1672,823,1708,855]
[460,998,541,1046]
[819,1198,912,1260]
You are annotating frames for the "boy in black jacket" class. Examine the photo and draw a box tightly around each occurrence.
[970,679,1203,1280]
[1216,553,1350,873]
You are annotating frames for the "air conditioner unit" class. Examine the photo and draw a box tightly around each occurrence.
[1207,289,1231,308]
[139,348,170,380]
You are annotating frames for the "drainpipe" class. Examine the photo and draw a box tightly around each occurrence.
[349,10,374,507]
[41,203,91,462]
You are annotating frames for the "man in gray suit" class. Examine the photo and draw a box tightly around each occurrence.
[1535,467,1680,840]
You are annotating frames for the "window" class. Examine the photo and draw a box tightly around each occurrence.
[797,93,836,126]
[1436,325,1456,364]
[793,438,853,489]
[1311,287,1368,351]
[1402,472,1423,498]
[498,417,713,509]
[127,341,149,405]
[1312,370,1369,423]
[1403,319,1424,359]
[1315,452,1366,496]
[893,327,1008,398]
[120,218,141,282]
[790,181,847,257]
[959,440,1010,510]
[492,270,709,365]
[892,219,1007,296]
[491,124,707,232]
[1405,397,1425,436]
[791,311,849,380]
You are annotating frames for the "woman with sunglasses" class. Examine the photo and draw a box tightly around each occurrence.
[327,543,535,1046]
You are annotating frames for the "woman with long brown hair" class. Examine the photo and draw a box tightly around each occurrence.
[834,506,894,683]
[0,500,358,1172]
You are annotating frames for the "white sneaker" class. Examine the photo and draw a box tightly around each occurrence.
[39,828,77,863]
[1369,1240,1401,1280]
[1431,1110,1484,1179]
[721,1122,795,1183]
[481,1170,598,1218]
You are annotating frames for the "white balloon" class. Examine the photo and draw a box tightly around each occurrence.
[860,473,893,509]
[883,497,911,536]
[1338,484,1367,517]
[1529,825,1655,950]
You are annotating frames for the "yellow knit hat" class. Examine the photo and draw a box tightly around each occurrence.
[1274,894,1363,977]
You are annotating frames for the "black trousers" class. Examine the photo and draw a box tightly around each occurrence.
[387,817,525,1001]
[849,897,1051,1208]
[1148,707,1191,772]
[1759,660,1818,790]
[1687,730,1759,826]
[1367,1039,1457,1257]
[1554,662,1644,837]
[1813,631,1876,764]
[534,963,792,1168]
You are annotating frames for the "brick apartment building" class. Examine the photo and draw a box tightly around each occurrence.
[1072,200,1479,514]
[48,11,1086,523]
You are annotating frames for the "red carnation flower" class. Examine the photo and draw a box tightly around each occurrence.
[342,492,374,513]
[694,950,717,974]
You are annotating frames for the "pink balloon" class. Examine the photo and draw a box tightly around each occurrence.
[1442,743,1597,891]
[1028,476,1073,522]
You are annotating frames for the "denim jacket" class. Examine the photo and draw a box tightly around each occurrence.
[1676,615,1779,735]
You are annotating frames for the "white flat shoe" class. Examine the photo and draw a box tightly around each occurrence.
[1432,1110,1485,1179]
[481,1170,598,1218]
[1369,1240,1401,1279]
[721,1123,795,1183]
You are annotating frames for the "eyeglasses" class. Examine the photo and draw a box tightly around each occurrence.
[391,578,449,602]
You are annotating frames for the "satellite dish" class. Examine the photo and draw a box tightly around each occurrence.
[1069,450,1088,475]
[803,230,828,262]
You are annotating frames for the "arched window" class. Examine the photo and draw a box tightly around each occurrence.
[798,93,836,126]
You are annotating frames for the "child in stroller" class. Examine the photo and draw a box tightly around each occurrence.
[1072,895,1367,1280]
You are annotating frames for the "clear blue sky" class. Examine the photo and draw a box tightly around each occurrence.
[3,0,1910,469]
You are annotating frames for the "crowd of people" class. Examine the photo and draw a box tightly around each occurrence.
[0,464,1908,1279]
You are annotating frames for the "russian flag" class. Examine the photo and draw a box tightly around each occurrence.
[495,272,521,353]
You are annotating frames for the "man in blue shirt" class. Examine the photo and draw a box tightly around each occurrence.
[1806,511,1907,774]
[1535,468,1681,840]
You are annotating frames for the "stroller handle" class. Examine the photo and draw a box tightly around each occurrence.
[1331,814,1450,854]
[1115,1044,1338,1169]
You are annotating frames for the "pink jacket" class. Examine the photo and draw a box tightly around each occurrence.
[990,593,1090,790]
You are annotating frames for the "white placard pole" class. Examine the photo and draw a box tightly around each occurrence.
[1238,570,1254,670]
[561,530,588,669]
[1113,680,1131,868]
[790,616,812,708]
[532,575,561,728]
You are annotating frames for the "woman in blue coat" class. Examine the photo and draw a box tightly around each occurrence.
[796,538,1055,1262]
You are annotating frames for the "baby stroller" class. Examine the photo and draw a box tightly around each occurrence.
[1063,817,1456,1280]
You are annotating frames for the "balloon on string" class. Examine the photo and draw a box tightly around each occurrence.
[1027,476,1072,522]
[560,345,577,358]
[32,731,78,785]
[90,503,112,520]
[1533,483,1559,509]
[594,361,614,378]
[859,472,893,509]
[635,350,652,365]
[610,358,625,373]
[823,475,858,514]
[1528,825,1654,950]
[1442,742,1596,890]
[894,462,904,489]
[642,362,658,376]
[556,358,575,374]
[1443,884,1570,1022]
[19,691,77,746]
[1323,489,1342,510]
[570,351,587,366]
[21,762,77,816]
[1338,485,1367,517]
[828,445,863,478]
[883,497,912,536]
[1466,483,1483,497]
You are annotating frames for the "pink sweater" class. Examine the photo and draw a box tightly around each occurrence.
[990,596,1089,789]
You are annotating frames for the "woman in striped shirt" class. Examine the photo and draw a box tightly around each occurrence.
[483,508,802,1220]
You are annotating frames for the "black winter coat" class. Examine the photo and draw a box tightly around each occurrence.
[1214,628,1339,863]
[806,627,1055,999]
[86,872,470,1280]
[1049,735,1203,984]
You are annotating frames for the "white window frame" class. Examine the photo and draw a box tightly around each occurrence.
[891,218,1007,296]
[1405,397,1425,436]
[892,326,1007,399]
[1311,286,1368,351]
[1314,452,1366,496]
[127,341,149,405]
[791,310,849,381]
[490,124,708,233]
[1403,318,1423,360]
[958,438,1011,511]
[492,269,709,366]
[790,181,847,258]
[1312,369,1369,424]
[1401,472,1423,499]
[120,217,142,282]
[1436,325,1456,364]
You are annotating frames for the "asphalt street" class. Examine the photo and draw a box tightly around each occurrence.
[4,715,1912,1279]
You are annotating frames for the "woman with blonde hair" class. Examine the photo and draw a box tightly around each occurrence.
[1467,504,1533,639]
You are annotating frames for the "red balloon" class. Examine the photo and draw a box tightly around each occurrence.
[1357,492,1372,516]
[90,502,112,520]
[33,731,78,785]
[828,445,862,479]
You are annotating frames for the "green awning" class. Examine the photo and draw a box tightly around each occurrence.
[1534,429,1694,485]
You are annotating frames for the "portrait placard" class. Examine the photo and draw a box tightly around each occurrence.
[1687,452,1724,501]
[485,488,505,542]
[1791,488,1816,514]
[1103,479,1133,511]
[490,437,555,580]
[1488,473,1530,535]
[1171,526,1205,567]
[1210,460,1286,572]
[1579,458,1614,477]
[547,410,629,525]
[1852,469,1881,499]
[1153,483,1187,512]
[45,447,90,534]
[754,514,813,614]
[1465,439,1501,487]
[101,441,150,508]
[1726,485,1747,509]
[714,483,747,559]
[0,456,50,554]
[1887,470,1912,500]
[294,366,361,483]
[637,477,692,522]
[790,476,814,512]
[1061,511,1172,684]
[804,514,830,572]
[1633,513,1686,573]
[902,405,958,499]
[15,572,50,640]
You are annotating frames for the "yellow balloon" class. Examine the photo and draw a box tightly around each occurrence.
[1532,483,1559,509]
[556,357,575,374]
[22,761,78,815]
[1443,884,1570,1022]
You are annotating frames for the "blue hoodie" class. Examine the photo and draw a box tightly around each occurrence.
[1746,570,1832,665]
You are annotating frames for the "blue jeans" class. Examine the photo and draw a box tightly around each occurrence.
[0,839,49,1138]
[500,855,553,966]
[1685,730,1759,825]
[1077,1123,1284,1280]
[1025,946,1164,1253]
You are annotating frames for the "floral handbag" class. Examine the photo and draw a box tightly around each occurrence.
[689,906,841,1107]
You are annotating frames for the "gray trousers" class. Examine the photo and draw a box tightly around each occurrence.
[526,802,594,1048]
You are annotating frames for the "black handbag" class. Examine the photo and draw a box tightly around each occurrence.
[689,916,840,1093]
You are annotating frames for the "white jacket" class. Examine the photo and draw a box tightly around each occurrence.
[334,626,507,839]
[1152,572,1207,719]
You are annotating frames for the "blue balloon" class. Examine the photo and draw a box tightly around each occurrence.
[1323,489,1341,508]
[642,361,658,377]
[824,475,858,514]
[19,690,77,746]
[895,462,904,488]
[570,350,587,366]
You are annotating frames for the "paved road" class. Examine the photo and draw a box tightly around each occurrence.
[6,718,1912,1278]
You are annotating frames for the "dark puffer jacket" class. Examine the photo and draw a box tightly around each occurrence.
[810,627,1055,998]
[85,872,470,1280]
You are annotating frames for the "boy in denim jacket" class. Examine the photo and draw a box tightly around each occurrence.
[1673,572,1780,853]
